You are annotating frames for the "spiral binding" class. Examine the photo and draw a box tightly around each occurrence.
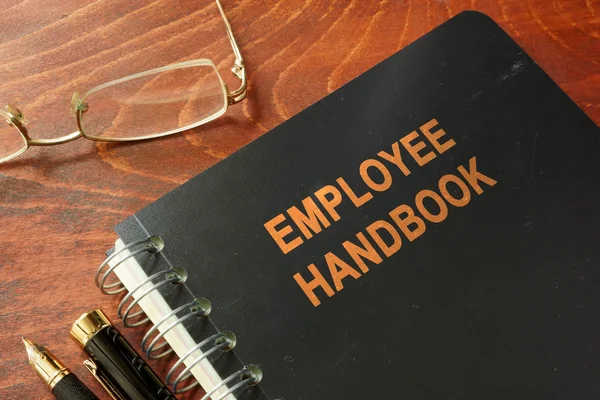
[201,365,263,400]
[142,298,212,359]
[117,267,188,328]
[97,235,263,397]
[95,235,164,295]
[167,331,237,393]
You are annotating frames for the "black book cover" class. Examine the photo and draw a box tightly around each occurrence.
[116,11,600,400]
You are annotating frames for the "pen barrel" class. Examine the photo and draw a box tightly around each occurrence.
[52,373,99,400]
[84,325,175,400]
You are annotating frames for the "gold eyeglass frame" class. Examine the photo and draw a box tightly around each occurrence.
[0,0,246,163]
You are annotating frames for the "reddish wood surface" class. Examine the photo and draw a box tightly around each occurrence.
[0,1,598,399]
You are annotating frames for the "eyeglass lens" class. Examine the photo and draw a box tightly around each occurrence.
[0,119,27,163]
[78,62,228,140]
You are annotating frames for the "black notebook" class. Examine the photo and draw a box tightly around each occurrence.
[98,11,600,400]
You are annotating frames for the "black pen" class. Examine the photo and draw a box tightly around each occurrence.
[23,337,99,400]
[70,309,176,400]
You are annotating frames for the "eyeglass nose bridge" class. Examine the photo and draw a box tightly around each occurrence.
[4,104,28,126]
[70,92,89,117]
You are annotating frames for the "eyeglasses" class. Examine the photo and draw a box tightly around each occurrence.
[0,0,246,164]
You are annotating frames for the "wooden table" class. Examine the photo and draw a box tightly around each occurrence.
[0,1,598,399]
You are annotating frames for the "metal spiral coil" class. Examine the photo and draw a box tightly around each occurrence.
[117,267,187,328]
[166,331,237,394]
[141,298,212,359]
[201,365,263,400]
[98,236,264,398]
[95,235,164,295]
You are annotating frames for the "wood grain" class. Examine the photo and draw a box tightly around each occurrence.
[0,0,598,399]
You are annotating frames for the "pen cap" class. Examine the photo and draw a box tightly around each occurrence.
[70,309,111,347]
[71,309,176,399]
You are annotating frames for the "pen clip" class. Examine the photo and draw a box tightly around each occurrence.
[84,359,125,400]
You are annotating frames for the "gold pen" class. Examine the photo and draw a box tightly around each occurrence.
[23,337,99,400]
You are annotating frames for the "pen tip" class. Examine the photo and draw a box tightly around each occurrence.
[22,337,37,361]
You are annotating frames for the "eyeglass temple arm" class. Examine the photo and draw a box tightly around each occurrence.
[216,0,246,105]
